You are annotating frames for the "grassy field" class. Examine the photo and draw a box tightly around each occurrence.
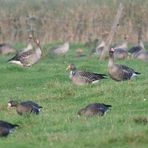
[0,43,148,148]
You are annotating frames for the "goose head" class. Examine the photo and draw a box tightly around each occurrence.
[7,100,19,109]
[66,64,76,71]
[109,48,115,57]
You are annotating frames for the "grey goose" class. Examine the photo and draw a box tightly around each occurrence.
[9,33,33,58]
[0,43,16,55]
[128,35,145,57]
[108,48,140,81]
[95,32,108,57]
[128,39,148,61]
[18,33,34,54]
[78,103,112,116]
[96,40,106,56]
[0,120,19,137]
[8,39,41,67]
[113,34,128,60]
[67,64,107,85]
[50,42,69,55]
[7,100,42,115]
[135,50,148,62]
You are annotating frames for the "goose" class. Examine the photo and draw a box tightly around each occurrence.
[18,33,33,54]
[128,38,148,61]
[108,48,140,81]
[0,43,16,55]
[135,50,148,62]
[7,100,42,115]
[8,39,41,67]
[9,34,33,59]
[66,64,107,85]
[78,103,112,116]
[50,42,69,55]
[0,120,19,137]
[114,35,128,50]
[113,34,128,59]
[128,39,144,57]
[95,32,108,57]
[96,40,106,56]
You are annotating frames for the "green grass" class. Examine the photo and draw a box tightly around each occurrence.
[0,44,148,148]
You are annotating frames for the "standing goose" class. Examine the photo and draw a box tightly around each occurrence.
[113,34,128,59]
[67,64,107,85]
[0,43,16,55]
[8,39,41,67]
[78,103,112,117]
[0,120,19,137]
[10,33,33,58]
[7,100,42,115]
[50,42,69,55]
[95,32,109,57]
[108,48,140,81]
[128,40,144,57]
[128,29,145,57]
[96,40,106,56]
[18,33,33,54]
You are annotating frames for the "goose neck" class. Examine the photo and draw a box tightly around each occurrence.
[108,53,114,67]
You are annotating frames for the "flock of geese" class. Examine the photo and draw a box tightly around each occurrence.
[0,32,146,137]
[96,33,148,61]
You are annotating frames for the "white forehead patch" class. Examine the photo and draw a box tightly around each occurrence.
[7,103,12,107]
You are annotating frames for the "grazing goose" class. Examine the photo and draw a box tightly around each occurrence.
[0,43,16,55]
[7,100,42,115]
[113,34,128,59]
[8,39,41,67]
[0,120,19,137]
[108,48,140,81]
[66,64,107,85]
[78,103,112,116]
[50,42,69,55]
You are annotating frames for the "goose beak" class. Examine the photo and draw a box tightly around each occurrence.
[66,65,70,70]
[7,103,12,110]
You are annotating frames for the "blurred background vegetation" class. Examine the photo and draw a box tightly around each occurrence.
[0,0,148,44]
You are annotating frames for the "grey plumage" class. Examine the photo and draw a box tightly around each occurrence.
[108,48,140,81]
[0,120,19,137]
[135,50,148,62]
[67,64,107,85]
[0,43,16,55]
[128,39,145,58]
[50,42,69,55]
[128,46,143,55]
[114,49,128,60]
[78,103,112,116]
[113,35,128,59]
[8,100,42,115]
[8,39,41,67]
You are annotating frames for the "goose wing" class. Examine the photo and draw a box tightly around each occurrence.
[119,64,138,80]
[77,71,106,82]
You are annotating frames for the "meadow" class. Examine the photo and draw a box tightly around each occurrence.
[0,43,148,148]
